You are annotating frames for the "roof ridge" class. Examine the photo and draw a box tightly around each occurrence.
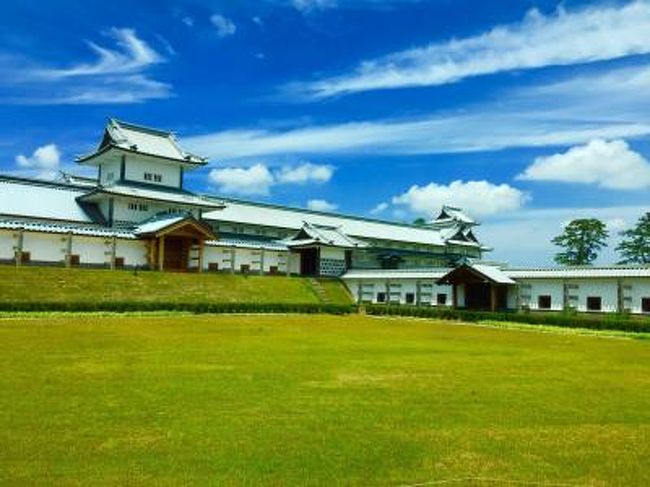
[110,118,173,137]
[0,173,89,191]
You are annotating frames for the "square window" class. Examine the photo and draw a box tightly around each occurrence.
[376,292,386,303]
[437,293,447,305]
[538,295,552,310]
[240,264,250,273]
[114,257,125,269]
[405,292,415,304]
[208,262,219,272]
[642,298,650,313]
[587,296,602,311]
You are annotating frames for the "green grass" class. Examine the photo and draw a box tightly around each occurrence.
[1,314,649,485]
[0,265,352,305]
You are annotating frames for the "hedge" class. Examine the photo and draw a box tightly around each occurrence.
[0,301,357,315]
[364,304,650,333]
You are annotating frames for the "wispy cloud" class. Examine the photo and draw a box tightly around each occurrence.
[0,28,171,105]
[290,1,650,98]
[186,63,650,160]
[37,28,163,78]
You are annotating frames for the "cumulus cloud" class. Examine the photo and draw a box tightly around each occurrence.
[209,162,334,195]
[211,14,237,37]
[294,1,650,98]
[307,199,338,212]
[517,139,650,190]
[276,162,334,184]
[15,144,61,169]
[391,180,528,218]
[208,164,274,195]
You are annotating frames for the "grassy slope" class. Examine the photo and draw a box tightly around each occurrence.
[1,314,648,485]
[0,265,352,305]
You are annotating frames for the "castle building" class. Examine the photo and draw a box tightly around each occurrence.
[1,119,649,314]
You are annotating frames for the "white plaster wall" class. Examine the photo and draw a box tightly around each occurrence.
[626,278,650,314]
[341,278,452,305]
[124,156,181,188]
[115,239,148,267]
[562,279,617,313]
[320,247,345,260]
[23,232,65,263]
[0,230,16,260]
[289,252,301,275]
[518,279,565,311]
[100,160,121,185]
[203,246,223,270]
[112,198,172,224]
[71,236,109,265]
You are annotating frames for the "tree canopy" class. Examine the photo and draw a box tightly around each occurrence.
[616,212,650,264]
[552,218,609,266]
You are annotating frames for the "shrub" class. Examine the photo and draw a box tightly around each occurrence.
[364,304,650,333]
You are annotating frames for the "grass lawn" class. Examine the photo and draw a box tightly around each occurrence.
[1,314,649,485]
[0,265,352,305]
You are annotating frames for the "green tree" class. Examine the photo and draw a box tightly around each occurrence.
[412,217,427,226]
[552,218,609,265]
[616,212,650,264]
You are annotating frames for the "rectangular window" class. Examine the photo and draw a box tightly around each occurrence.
[240,264,250,273]
[538,295,552,310]
[208,262,219,272]
[437,293,447,305]
[269,266,279,275]
[587,296,602,312]
[154,174,162,182]
[144,172,152,181]
[405,292,415,304]
[376,292,386,303]
[114,257,125,269]
[69,255,80,266]
[642,298,650,313]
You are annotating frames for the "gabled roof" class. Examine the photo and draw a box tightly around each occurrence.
[134,213,217,240]
[78,182,225,209]
[77,119,208,166]
[437,264,516,285]
[286,222,369,248]
[431,205,477,226]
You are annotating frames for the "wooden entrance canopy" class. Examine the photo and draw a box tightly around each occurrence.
[437,264,516,311]
[136,215,217,272]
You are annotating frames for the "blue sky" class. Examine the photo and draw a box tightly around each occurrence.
[1,0,649,265]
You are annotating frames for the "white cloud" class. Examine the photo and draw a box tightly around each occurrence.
[182,16,194,27]
[185,63,650,160]
[276,162,334,184]
[38,28,163,79]
[307,199,338,212]
[294,1,650,98]
[292,0,337,13]
[208,164,274,195]
[208,162,334,195]
[15,144,61,169]
[390,180,528,218]
[211,14,237,37]
[370,202,388,215]
[1,28,171,105]
[518,139,650,190]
